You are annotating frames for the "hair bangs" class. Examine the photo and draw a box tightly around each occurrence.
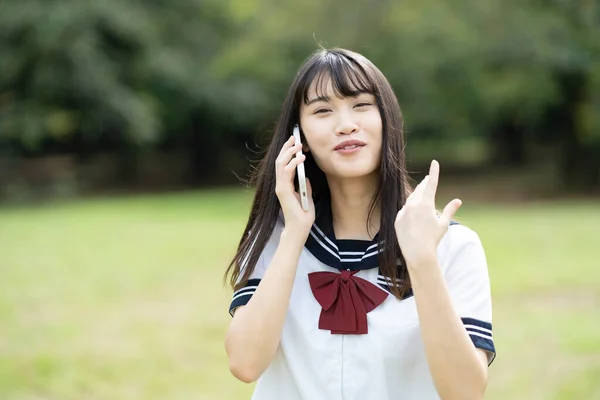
[298,51,377,105]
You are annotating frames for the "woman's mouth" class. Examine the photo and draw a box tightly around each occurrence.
[334,140,366,154]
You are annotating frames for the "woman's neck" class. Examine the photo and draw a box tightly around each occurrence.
[327,172,380,241]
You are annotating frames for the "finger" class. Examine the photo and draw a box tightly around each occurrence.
[283,157,306,185]
[424,160,439,205]
[276,144,303,172]
[277,136,298,159]
[276,154,305,198]
[407,175,428,206]
[415,175,429,204]
[283,153,306,173]
[280,142,304,164]
[279,135,295,154]
[440,198,462,226]
[275,137,295,166]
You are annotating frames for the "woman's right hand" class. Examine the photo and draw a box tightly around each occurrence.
[274,135,316,238]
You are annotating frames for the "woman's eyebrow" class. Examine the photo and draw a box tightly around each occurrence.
[306,95,330,106]
[348,90,368,97]
[306,90,372,106]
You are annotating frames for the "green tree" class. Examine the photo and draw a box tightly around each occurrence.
[1,0,598,189]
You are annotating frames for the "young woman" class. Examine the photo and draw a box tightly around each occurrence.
[224,48,495,400]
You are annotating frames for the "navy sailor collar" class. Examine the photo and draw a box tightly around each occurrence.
[304,203,384,271]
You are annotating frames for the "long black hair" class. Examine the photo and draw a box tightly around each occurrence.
[225,48,413,299]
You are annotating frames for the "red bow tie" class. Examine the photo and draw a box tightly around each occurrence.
[308,270,388,334]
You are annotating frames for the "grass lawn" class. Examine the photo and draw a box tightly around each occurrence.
[0,189,599,399]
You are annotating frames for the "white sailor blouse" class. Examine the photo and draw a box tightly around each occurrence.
[229,208,496,400]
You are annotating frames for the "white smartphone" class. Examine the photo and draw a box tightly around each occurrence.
[293,124,310,211]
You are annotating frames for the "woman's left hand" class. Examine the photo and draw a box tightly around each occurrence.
[394,160,462,270]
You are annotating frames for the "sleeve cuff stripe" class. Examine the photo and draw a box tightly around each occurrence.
[229,293,253,316]
[232,285,259,297]
[229,280,262,317]
[468,330,494,341]
[464,324,493,336]
[461,317,492,330]
[231,290,255,303]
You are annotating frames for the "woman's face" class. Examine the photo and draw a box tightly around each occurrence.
[299,77,383,180]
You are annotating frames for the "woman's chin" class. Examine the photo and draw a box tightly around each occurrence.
[326,167,379,180]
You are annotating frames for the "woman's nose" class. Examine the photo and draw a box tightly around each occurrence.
[335,112,358,135]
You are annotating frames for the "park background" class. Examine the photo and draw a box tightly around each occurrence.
[0,1,599,399]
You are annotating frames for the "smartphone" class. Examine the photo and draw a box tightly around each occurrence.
[293,124,310,211]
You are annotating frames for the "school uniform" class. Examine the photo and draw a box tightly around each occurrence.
[229,207,496,400]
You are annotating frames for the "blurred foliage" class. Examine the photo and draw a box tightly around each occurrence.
[0,0,599,187]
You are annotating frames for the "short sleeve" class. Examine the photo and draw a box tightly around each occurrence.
[440,224,496,365]
[228,222,282,316]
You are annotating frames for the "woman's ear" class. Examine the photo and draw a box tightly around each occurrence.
[303,143,310,153]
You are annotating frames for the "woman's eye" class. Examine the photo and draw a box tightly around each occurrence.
[355,102,372,108]
[314,108,331,114]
